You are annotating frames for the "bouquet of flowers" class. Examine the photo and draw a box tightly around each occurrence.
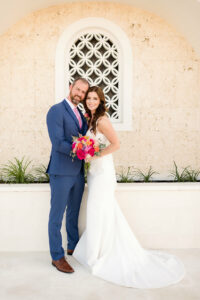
[70,135,105,161]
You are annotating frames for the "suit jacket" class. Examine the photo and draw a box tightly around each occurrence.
[46,99,88,175]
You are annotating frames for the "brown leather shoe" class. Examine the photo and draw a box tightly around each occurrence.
[52,257,74,273]
[67,249,74,255]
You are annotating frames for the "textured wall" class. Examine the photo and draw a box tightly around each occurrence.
[0,2,199,178]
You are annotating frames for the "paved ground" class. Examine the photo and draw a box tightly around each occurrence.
[0,249,200,300]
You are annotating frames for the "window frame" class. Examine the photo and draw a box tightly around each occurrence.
[55,17,133,131]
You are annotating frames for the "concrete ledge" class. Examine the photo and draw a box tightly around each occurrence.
[0,183,200,251]
[1,182,200,191]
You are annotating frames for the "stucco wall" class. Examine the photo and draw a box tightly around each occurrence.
[0,2,199,178]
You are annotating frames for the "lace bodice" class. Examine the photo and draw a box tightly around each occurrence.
[86,126,115,177]
[86,128,109,147]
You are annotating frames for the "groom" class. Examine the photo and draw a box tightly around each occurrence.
[46,78,89,273]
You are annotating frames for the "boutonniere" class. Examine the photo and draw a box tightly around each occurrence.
[84,113,90,123]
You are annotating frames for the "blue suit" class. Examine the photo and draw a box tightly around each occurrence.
[46,99,88,261]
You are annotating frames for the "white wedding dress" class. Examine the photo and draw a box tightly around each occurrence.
[73,128,185,288]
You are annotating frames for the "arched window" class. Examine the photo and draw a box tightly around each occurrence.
[55,18,133,130]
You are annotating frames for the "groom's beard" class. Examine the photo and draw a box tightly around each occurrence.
[70,91,81,105]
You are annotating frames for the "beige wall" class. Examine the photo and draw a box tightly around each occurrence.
[0,2,199,178]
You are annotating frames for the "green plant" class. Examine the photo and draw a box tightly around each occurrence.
[170,161,190,182]
[1,157,34,183]
[133,166,158,182]
[117,166,134,182]
[170,162,200,182]
[184,168,200,182]
[34,164,49,182]
[0,173,3,183]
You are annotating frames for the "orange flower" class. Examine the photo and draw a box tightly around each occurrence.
[94,146,99,152]
[77,143,83,149]
[86,140,92,146]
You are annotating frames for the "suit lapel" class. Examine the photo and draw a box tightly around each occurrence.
[62,99,80,130]
[78,107,88,134]
[63,99,88,134]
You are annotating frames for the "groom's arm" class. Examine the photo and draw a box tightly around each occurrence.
[46,106,72,155]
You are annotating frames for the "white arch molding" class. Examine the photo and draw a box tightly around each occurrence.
[55,17,133,131]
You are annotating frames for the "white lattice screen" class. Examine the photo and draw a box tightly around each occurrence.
[69,33,120,121]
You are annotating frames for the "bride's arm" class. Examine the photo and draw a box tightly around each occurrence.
[98,117,120,157]
[86,117,120,162]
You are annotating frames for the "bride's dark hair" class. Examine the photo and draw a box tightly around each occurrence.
[83,86,107,134]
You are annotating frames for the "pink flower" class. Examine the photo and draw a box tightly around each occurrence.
[84,146,90,152]
[76,149,86,160]
[88,148,95,157]
[90,138,95,146]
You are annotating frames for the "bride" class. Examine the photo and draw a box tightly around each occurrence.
[73,86,185,288]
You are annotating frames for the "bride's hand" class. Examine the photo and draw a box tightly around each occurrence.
[85,154,97,163]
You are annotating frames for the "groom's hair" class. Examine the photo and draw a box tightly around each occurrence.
[72,77,90,87]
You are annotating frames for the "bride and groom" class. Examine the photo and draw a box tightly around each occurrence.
[46,78,185,288]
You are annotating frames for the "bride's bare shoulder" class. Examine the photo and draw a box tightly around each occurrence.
[97,115,112,133]
[97,115,109,125]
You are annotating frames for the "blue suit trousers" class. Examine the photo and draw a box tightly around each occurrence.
[48,170,85,261]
